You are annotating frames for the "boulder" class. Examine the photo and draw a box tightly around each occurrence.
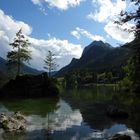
[13,111,26,123]
[0,112,26,132]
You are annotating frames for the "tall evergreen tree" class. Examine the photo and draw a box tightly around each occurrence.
[116,0,140,92]
[44,50,58,77]
[7,29,31,76]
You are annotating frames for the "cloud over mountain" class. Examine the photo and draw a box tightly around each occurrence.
[0,9,82,70]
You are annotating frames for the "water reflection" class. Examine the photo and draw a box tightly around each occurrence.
[26,100,82,132]
[0,97,140,140]
[70,124,140,140]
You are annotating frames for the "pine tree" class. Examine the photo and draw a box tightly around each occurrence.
[7,29,31,76]
[44,50,58,77]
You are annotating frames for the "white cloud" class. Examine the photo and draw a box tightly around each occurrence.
[87,0,135,43]
[71,27,105,41]
[0,10,32,58]
[31,0,42,5]
[31,0,83,10]
[0,9,82,70]
[31,0,48,15]
[29,37,82,69]
[88,0,126,22]
[0,10,32,36]
[104,21,134,43]
[71,30,81,39]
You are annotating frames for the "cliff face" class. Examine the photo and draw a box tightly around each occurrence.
[56,41,131,76]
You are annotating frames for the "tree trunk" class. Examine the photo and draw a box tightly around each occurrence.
[49,68,51,77]
[17,46,20,76]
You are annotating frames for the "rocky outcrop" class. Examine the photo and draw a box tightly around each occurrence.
[1,73,59,98]
[0,112,26,132]
[108,134,131,140]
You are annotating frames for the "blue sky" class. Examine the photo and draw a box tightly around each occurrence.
[0,0,134,70]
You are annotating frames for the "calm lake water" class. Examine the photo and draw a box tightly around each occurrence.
[0,86,140,140]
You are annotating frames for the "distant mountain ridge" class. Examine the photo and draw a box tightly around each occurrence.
[56,41,131,76]
[0,57,43,76]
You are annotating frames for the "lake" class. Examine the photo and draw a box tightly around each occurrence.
[0,86,140,140]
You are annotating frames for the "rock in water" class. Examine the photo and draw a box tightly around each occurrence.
[13,111,26,123]
[0,112,26,132]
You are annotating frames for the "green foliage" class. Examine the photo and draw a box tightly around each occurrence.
[97,73,106,81]
[119,77,133,91]
[116,0,140,93]
[63,70,121,89]
[106,72,113,81]
[119,58,134,91]
[7,29,31,76]
[64,72,77,89]
[122,58,134,79]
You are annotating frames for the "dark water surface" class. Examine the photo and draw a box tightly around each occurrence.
[0,86,140,140]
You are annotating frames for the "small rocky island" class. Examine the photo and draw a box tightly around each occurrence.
[0,73,59,98]
[0,112,26,132]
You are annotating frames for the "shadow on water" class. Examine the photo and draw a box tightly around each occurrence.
[0,86,140,140]
[0,98,59,116]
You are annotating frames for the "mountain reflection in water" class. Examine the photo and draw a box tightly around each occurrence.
[0,96,140,140]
